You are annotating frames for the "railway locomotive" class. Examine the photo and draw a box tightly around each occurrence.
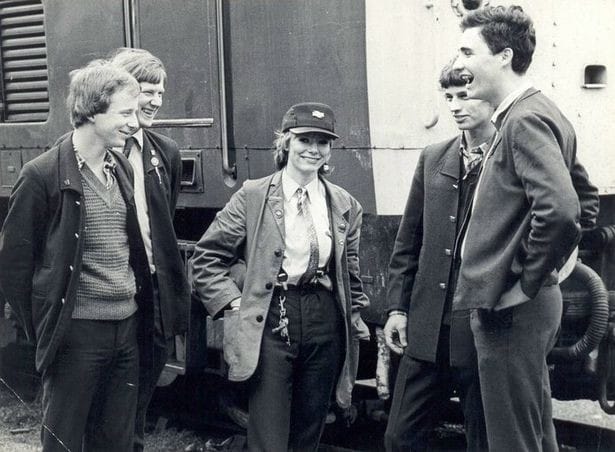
[1,0,615,426]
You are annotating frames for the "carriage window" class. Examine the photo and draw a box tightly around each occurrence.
[0,0,49,122]
[583,65,607,89]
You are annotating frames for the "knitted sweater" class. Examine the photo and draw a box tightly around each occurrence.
[72,166,138,320]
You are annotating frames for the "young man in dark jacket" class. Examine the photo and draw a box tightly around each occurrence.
[452,5,599,450]
[384,63,493,451]
[0,60,147,451]
[110,48,191,451]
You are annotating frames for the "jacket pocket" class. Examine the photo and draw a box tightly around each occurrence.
[32,264,53,297]
[223,309,240,367]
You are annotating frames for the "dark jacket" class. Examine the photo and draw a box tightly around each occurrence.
[140,129,189,337]
[0,134,150,372]
[387,136,472,364]
[189,171,369,408]
[454,88,586,310]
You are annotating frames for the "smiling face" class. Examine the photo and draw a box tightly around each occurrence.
[135,81,164,128]
[286,132,331,182]
[91,87,139,148]
[444,85,492,131]
[453,26,504,106]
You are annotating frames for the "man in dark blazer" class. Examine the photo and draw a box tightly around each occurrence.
[0,60,148,451]
[453,5,599,451]
[383,63,493,451]
[110,48,190,451]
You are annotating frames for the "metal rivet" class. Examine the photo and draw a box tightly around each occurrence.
[439,283,446,290]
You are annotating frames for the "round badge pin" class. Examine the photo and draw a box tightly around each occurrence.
[151,157,160,167]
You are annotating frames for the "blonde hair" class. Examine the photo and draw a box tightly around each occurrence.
[67,59,139,128]
[272,130,333,175]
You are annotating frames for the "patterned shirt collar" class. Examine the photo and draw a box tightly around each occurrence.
[74,149,117,189]
[459,134,490,160]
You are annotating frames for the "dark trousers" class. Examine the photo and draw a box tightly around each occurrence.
[385,324,487,451]
[471,285,562,452]
[41,315,139,452]
[134,275,171,452]
[248,286,344,452]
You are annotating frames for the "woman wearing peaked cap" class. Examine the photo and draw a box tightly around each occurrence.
[190,102,369,451]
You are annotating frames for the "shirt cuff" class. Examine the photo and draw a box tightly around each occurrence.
[388,309,408,317]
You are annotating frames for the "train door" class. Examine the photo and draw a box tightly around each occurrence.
[125,0,241,213]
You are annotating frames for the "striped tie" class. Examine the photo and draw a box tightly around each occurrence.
[296,187,319,284]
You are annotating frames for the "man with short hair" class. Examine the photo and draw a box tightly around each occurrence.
[0,60,146,451]
[109,48,190,451]
[383,62,491,451]
[453,5,598,450]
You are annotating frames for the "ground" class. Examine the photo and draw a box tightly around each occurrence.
[1,380,615,451]
[0,382,211,452]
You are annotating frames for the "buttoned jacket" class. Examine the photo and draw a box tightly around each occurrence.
[454,88,584,310]
[387,136,470,363]
[140,129,190,337]
[189,170,369,408]
[0,133,150,372]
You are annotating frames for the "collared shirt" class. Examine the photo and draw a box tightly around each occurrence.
[491,80,533,130]
[74,149,116,190]
[459,134,489,178]
[121,129,156,274]
[281,169,332,285]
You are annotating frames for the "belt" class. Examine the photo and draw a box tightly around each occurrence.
[275,277,332,292]
[276,268,333,291]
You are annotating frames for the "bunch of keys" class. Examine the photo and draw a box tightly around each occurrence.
[272,271,291,346]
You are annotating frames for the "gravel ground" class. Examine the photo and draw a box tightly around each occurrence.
[0,382,210,452]
[1,381,614,451]
[553,398,615,430]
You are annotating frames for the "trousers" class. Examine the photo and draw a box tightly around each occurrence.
[134,274,173,451]
[384,323,487,451]
[471,284,562,452]
[247,286,344,452]
[41,315,139,452]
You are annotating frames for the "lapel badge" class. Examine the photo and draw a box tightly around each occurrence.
[275,209,283,218]
[151,157,160,167]
[150,149,156,156]
[312,110,324,119]
[338,222,347,232]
